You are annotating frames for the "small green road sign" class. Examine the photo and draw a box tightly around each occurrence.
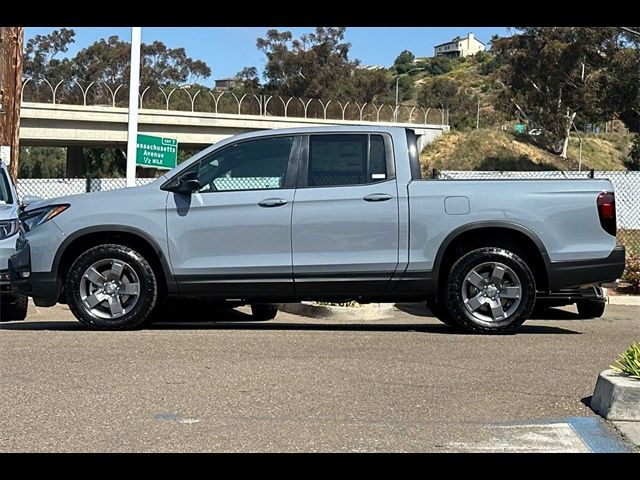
[136,134,178,170]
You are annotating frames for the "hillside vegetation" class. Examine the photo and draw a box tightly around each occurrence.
[420,129,632,173]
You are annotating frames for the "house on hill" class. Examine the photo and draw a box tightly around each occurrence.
[434,32,485,58]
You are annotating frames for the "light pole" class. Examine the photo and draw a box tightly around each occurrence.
[126,27,142,188]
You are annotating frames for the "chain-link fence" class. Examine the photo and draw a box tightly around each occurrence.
[15,176,284,198]
[439,170,640,257]
[16,177,156,199]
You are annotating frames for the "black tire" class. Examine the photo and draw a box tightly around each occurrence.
[0,295,28,321]
[576,300,606,319]
[250,303,278,321]
[65,244,157,330]
[442,247,536,334]
[426,297,459,328]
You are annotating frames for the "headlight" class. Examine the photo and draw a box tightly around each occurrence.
[0,219,19,240]
[19,204,70,232]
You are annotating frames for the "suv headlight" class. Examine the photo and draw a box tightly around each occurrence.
[0,219,19,240]
[20,204,70,232]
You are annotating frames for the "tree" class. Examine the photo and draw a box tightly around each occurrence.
[496,27,621,158]
[425,56,453,76]
[418,77,459,110]
[21,28,213,178]
[393,49,415,74]
[73,37,211,87]
[626,134,640,170]
[257,27,353,99]
[234,66,262,94]
[24,28,75,79]
[255,27,388,102]
[600,34,640,133]
[349,68,390,103]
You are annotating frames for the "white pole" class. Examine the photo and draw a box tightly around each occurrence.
[126,27,141,187]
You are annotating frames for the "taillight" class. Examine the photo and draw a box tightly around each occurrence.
[597,192,616,236]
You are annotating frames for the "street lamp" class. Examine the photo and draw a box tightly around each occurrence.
[394,67,427,107]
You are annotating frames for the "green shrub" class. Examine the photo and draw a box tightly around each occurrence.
[624,254,640,294]
[611,342,640,379]
[625,133,640,170]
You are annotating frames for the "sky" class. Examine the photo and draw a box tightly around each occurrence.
[24,27,510,84]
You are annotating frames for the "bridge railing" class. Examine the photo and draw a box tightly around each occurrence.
[21,77,447,126]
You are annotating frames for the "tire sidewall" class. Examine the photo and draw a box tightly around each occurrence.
[66,244,157,329]
[444,247,536,334]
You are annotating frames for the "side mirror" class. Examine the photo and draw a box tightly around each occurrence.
[21,195,44,209]
[174,170,201,194]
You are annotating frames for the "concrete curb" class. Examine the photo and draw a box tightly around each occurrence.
[591,369,640,421]
[607,295,640,306]
[279,302,396,321]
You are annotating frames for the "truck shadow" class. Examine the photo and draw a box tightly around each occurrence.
[1,303,580,335]
[396,302,583,321]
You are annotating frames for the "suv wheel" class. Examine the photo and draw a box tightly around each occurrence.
[65,244,157,330]
[442,247,536,334]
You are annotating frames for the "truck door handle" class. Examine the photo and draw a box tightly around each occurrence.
[258,198,288,208]
[363,193,393,202]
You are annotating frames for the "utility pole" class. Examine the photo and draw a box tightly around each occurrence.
[0,27,24,182]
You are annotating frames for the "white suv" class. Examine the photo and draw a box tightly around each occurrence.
[0,162,27,321]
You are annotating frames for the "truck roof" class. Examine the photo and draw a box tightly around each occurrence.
[227,125,409,142]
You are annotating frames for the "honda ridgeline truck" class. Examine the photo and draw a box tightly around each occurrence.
[9,126,625,333]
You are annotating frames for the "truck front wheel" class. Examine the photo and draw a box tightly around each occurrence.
[442,247,536,334]
[65,244,158,330]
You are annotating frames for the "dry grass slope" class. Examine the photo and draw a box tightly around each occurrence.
[421,129,631,174]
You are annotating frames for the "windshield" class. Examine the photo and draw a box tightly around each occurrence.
[0,168,13,205]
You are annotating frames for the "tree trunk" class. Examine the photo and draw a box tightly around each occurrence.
[560,110,577,159]
[66,146,86,177]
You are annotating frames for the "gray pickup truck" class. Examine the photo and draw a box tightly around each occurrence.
[9,126,625,333]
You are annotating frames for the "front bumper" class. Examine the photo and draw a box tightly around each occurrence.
[8,237,60,307]
[547,246,626,290]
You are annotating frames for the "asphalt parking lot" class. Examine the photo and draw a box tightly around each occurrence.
[0,301,637,452]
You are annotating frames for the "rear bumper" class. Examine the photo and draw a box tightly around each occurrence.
[8,237,60,307]
[547,246,626,290]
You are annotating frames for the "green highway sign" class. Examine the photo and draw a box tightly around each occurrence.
[136,134,178,170]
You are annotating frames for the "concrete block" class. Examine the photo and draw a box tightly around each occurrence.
[279,302,395,321]
[591,369,640,421]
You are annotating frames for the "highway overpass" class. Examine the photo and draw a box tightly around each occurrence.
[20,102,449,151]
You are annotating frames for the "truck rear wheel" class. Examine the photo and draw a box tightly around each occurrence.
[65,244,158,330]
[442,247,536,334]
